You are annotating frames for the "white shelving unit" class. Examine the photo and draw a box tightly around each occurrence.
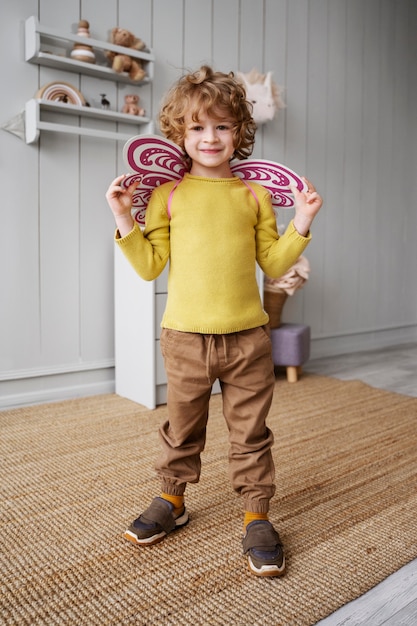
[23,16,155,143]
[25,99,153,143]
[25,16,154,83]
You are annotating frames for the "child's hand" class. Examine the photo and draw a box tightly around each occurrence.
[105,175,139,237]
[292,177,323,236]
[105,174,138,217]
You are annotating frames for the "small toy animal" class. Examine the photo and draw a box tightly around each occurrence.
[100,94,110,109]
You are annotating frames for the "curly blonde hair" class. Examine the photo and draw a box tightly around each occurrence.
[159,66,256,163]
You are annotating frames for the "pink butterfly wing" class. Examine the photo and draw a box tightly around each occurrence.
[230,159,307,209]
[122,134,187,226]
[120,135,307,225]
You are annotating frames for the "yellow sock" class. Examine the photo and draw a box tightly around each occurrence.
[161,492,184,514]
[244,511,268,530]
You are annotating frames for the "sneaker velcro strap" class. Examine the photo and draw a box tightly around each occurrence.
[139,497,177,534]
[242,521,282,555]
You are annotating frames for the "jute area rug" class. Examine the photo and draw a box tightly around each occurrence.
[1,374,417,625]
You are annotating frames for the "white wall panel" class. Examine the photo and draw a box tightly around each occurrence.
[322,0,349,333]
[375,0,398,327]
[79,137,117,363]
[239,0,265,71]
[151,0,184,123]
[284,0,308,171]
[356,0,380,332]
[338,0,364,333]
[212,0,240,71]
[39,132,81,367]
[0,0,41,373]
[388,0,415,327]
[184,0,213,68]
[273,0,309,326]
[263,0,288,164]
[0,0,416,407]
[299,0,329,331]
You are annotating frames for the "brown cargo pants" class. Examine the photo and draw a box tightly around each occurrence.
[156,326,276,513]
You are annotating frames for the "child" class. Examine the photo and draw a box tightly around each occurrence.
[105,66,322,577]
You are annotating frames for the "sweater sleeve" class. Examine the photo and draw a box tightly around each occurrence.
[114,186,171,281]
[255,189,312,279]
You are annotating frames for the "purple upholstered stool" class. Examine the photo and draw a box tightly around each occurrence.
[270,323,311,383]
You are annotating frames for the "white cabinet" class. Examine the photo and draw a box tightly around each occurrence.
[114,247,169,409]
[23,16,155,143]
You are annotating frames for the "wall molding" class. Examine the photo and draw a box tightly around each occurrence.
[2,325,416,409]
[310,324,417,359]
[0,364,115,410]
[0,358,115,381]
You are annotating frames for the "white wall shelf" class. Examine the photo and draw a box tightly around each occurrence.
[25,15,154,84]
[22,16,155,143]
[25,98,154,143]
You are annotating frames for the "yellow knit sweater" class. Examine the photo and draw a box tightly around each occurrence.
[116,174,311,334]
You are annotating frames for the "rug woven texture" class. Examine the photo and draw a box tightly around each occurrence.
[1,374,417,625]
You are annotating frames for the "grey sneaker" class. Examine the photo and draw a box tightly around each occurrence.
[124,497,189,546]
[242,520,286,577]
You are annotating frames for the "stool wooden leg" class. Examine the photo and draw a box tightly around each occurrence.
[286,366,298,383]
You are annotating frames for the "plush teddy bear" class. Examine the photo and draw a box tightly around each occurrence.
[106,27,147,82]
[122,94,145,116]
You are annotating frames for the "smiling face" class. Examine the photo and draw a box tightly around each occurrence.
[159,67,257,169]
[184,108,236,178]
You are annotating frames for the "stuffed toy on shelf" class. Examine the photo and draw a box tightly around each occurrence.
[70,20,96,64]
[122,94,145,116]
[106,27,147,82]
